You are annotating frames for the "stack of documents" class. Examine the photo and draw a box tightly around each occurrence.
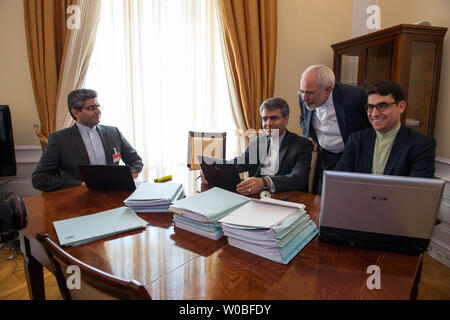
[53,206,148,246]
[124,182,185,213]
[169,187,250,240]
[219,198,318,264]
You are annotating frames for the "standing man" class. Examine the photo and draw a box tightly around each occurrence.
[299,64,371,193]
[202,97,313,195]
[335,80,435,177]
[32,89,143,192]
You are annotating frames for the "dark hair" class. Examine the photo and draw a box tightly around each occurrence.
[67,89,98,120]
[259,97,290,117]
[365,80,406,102]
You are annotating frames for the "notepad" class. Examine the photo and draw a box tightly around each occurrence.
[53,206,148,246]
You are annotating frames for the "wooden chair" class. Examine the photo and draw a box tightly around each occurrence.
[36,233,151,300]
[187,131,227,170]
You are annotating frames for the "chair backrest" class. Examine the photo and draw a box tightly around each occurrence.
[36,233,151,300]
[308,150,321,194]
[187,131,226,170]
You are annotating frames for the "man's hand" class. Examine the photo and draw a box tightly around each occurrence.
[308,137,319,152]
[200,171,208,185]
[236,177,264,195]
[132,172,139,179]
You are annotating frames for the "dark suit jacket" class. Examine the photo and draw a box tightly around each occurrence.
[299,82,371,169]
[234,130,313,192]
[32,124,143,192]
[335,126,436,178]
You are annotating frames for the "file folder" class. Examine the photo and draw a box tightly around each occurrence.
[53,206,148,246]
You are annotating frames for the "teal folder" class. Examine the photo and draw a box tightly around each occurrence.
[53,206,148,246]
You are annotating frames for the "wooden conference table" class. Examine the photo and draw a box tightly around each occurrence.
[20,185,423,300]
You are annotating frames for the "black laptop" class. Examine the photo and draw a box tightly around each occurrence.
[199,156,241,192]
[78,165,136,191]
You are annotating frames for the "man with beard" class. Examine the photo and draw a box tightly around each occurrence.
[299,64,371,193]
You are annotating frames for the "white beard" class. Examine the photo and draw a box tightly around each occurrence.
[305,104,317,111]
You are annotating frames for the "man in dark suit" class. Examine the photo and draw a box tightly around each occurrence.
[335,80,435,177]
[299,65,371,192]
[202,97,312,195]
[32,89,143,192]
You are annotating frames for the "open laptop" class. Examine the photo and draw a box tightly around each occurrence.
[319,171,444,254]
[79,165,136,192]
[199,156,241,192]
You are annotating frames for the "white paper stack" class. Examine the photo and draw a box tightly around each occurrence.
[169,187,250,240]
[219,198,318,264]
[124,182,185,213]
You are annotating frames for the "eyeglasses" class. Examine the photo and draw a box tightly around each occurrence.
[366,101,399,113]
[79,104,101,111]
[298,89,316,97]
[261,116,281,122]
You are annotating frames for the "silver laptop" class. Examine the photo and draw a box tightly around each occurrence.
[319,171,444,254]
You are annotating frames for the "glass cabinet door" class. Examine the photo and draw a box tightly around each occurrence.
[405,41,437,135]
[339,50,359,86]
[365,43,393,87]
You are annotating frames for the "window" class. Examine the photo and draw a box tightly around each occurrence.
[85,0,235,182]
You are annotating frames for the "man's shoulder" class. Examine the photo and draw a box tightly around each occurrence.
[97,124,118,131]
[285,130,312,145]
[348,127,375,141]
[401,126,435,144]
[334,82,365,94]
[48,125,76,139]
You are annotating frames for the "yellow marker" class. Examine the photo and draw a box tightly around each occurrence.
[154,175,172,182]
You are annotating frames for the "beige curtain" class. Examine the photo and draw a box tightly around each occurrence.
[23,0,75,150]
[217,0,277,147]
[55,0,102,130]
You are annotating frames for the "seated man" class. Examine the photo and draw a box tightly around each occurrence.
[32,89,143,192]
[203,97,313,195]
[335,80,435,177]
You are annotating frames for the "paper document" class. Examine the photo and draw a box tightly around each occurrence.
[170,187,250,222]
[219,200,298,228]
[53,206,148,246]
[124,182,183,202]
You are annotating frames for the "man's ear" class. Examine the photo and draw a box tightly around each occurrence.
[398,100,407,114]
[70,108,78,120]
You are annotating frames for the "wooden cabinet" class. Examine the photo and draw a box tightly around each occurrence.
[331,24,447,136]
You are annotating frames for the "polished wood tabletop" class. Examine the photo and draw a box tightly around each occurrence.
[20,185,422,300]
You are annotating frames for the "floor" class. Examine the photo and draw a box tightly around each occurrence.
[1,239,449,300]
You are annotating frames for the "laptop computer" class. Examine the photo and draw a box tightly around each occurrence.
[199,156,241,192]
[319,171,444,254]
[79,165,136,192]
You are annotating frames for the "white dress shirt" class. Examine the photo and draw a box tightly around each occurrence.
[261,132,286,192]
[312,93,345,153]
[76,122,107,165]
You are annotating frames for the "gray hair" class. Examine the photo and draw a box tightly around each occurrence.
[302,65,335,89]
[67,89,98,120]
[259,97,289,117]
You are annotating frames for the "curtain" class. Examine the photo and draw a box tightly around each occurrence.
[55,0,102,130]
[84,0,235,185]
[217,0,277,149]
[23,0,75,149]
